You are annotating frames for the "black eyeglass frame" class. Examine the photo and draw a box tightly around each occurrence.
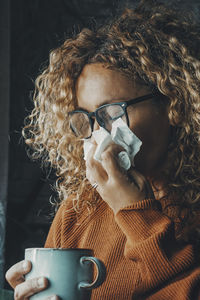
[68,92,159,139]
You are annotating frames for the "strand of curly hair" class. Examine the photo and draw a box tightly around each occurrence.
[22,0,200,240]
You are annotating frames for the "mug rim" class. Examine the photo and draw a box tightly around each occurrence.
[25,248,93,252]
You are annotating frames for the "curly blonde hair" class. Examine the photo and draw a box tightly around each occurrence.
[23,0,200,237]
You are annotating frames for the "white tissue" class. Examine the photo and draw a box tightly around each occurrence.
[111,118,142,161]
[83,139,94,161]
[83,118,142,170]
[92,128,112,162]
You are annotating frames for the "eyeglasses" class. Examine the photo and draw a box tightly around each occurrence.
[68,93,158,139]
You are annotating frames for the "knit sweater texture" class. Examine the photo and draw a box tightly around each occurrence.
[45,197,200,299]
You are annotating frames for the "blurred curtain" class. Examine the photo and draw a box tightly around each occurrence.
[0,0,10,287]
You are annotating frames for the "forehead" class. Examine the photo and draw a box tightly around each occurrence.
[75,63,149,110]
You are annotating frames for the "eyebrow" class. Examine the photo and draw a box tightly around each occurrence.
[76,98,129,111]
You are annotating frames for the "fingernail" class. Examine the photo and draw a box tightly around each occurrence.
[37,277,45,288]
[49,296,57,300]
[23,261,29,271]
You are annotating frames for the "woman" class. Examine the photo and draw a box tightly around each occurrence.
[6,1,200,299]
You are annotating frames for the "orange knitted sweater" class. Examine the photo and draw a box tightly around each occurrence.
[45,198,200,299]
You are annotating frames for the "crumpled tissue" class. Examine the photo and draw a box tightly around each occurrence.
[83,118,142,170]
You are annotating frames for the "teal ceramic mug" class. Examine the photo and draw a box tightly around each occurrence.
[25,248,106,300]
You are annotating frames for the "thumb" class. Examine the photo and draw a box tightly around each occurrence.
[101,144,125,179]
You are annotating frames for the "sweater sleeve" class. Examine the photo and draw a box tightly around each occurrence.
[115,199,200,299]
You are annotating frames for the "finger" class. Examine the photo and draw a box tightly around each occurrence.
[128,168,145,190]
[45,295,60,300]
[102,142,125,158]
[101,144,125,178]
[14,277,48,300]
[86,145,108,185]
[128,168,154,197]
[6,260,32,289]
[86,158,107,185]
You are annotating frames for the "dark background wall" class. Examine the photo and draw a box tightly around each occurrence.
[0,0,10,288]
[2,0,200,290]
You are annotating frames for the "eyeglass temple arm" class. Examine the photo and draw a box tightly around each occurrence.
[127,92,159,106]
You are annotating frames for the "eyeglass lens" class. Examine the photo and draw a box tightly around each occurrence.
[70,104,126,139]
[70,112,92,139]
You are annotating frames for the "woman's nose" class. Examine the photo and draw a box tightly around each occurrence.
[93,119,100,132]
[90,119,100,144]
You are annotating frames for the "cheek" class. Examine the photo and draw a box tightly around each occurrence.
[129,110,170,174]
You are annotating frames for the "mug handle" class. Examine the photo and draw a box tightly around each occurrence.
[78,256,106,290]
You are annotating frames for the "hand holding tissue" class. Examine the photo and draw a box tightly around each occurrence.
[83,118,142,170]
